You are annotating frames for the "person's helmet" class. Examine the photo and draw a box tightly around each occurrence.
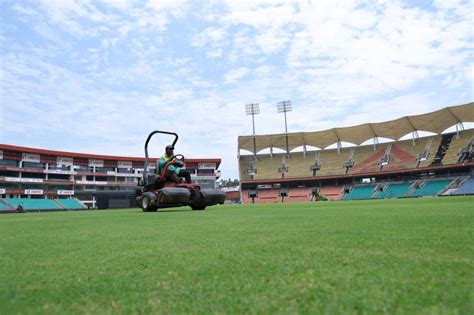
[165,145,174,151]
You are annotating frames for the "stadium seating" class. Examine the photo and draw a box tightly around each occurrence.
[377,182,411,199]
[240,155,285,181]
[442,130,474,165]
[285,152,315,178]
[384,137,436,171]
[239,131,473,182]
[420,136,441,166]
[3,198,62,211]
[342,185,376,200]
[287,187,311,202]
[319,186,343,200]
[239,155,254,181]
[349,144,389,174]
[0,201,15,213]
[242,189,278,203]
[408,179,453,197]
[449,177,474,195]
[240,148,355,181]
[317,148,351,176]
[382,145,418,172]
[56,198,86,210]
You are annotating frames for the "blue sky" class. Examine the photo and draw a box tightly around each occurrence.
[0,0,472,179]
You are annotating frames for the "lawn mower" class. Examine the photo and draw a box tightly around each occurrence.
[136,130,226,212]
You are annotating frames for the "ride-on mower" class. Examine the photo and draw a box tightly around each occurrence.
[136,130,226,212]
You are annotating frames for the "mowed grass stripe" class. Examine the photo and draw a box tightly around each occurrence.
[1,196,473,314]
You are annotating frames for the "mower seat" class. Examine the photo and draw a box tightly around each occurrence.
[147,174,157,185]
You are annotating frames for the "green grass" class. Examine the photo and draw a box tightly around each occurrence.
[1,196,473,314]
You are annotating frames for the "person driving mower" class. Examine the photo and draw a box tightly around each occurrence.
[157,145,192,183]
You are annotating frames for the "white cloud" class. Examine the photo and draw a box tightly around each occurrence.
[1,0,473,179]
[100,0,132,11]
[192,27,228,47]
[223,68,251,84]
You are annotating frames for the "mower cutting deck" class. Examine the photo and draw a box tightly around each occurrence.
[136,130,225,212]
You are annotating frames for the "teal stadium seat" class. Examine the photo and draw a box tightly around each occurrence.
[56,198,86,210]
[3,198,61,211]
[408,179,453,197]
[451,177,474,195]
[377,182,410,199]
[343,185,375,200]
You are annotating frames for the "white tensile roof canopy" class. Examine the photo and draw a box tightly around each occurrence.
[238,102,474,153]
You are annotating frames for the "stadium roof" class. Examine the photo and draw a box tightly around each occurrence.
[0,144,222,166]
[238,102,474,153]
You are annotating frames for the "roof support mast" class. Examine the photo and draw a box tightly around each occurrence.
[333,128,342,155]
[447,107,464,138]
[368,123,379,151]
[405,117,419,146]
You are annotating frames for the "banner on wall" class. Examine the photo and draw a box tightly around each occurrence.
[24,189,43,195]
[76,180,107,185]
[0,189,5,194]
[88,159,104,167]
[57,156,73,165]
[22,153,40,163]
[198,163,216,169]
[57,190,74,195]
[118,161,133,168]
[5,177,44,183]
[46,169,75,175]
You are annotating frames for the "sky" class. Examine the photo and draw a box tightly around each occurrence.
[0,0,473,180]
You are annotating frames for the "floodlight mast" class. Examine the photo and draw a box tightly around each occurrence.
[277,100,292,157]
[245,103,260,158]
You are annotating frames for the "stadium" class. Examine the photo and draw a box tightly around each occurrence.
[238,102,474,203]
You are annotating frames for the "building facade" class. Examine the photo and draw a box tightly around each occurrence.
[0,145,222,209]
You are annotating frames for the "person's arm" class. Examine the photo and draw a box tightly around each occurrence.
[159,156,180,174]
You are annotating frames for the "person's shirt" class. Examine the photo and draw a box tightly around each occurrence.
[157,154,181,175]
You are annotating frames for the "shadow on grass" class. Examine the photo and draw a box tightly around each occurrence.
[137,206,224,214]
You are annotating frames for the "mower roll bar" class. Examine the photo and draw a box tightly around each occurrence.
[143,130,178,185]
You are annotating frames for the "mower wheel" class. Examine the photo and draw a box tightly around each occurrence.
[141,192,158,212]
[191,205,206,211]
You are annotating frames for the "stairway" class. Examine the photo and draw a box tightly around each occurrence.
[430,134,454,166]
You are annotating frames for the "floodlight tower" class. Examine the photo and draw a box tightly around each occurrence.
[277,100,292,157]
[245,103,260,157]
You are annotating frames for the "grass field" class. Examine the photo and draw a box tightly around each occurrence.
[1,196,473,314]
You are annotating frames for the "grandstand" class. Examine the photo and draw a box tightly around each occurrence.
[408,179,454,197]
[238,102,474,203]
[376,182,410,199]
[449,177,474,195]
[0,145,222,210]
[342,185,376,200]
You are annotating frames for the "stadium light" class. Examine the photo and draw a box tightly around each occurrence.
[245,103,260,157]
[277,100,292,156]
[278,156,288,179]
[246,156,257,179]
[278,165,288,179]
[310,163,321,177]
